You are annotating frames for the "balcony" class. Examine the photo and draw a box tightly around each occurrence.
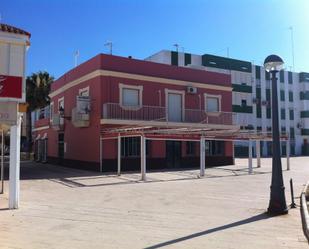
[102,103,236,128]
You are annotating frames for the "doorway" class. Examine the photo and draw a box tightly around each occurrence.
[58,133,64,164]
[167,93,183,122]
[166,141,182,168]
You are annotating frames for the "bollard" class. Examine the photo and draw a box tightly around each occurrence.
[290,178,296,208]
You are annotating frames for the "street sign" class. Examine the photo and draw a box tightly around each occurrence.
[0,75,23,100]
[76,96,91,114]
[0,102,17,125]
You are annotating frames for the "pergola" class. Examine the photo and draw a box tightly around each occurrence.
[99,124,290,181]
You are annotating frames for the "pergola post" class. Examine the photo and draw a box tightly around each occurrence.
[117,135,121,176]
[248,140,253,174]
[200,137,205,177]
[9,114,21,209]
[1,129,4,194]
[286,137,290,171]
[256,140,261,168]
[99,136,103,172]
[141,136,146,181]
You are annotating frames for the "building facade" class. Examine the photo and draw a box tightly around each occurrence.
[32,54,236,172]
[146,50,309,156]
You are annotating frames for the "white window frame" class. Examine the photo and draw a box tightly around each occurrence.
[204,93,221,113]
[79,86,89,96]
[165,89,185,122]
[49,101,54,122]
[58,96,64,113]
[119,83,143,110]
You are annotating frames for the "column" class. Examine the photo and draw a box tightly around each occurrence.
[9,114,21,209]
[248,140,253,174]
[99,137,103,172]
[117,135,121,176]
[256,140,261,168]
[200,137,205,177]
[141,136,146,181]
[286,138,290,171]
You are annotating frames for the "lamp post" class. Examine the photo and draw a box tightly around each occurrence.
[264,55,288,215]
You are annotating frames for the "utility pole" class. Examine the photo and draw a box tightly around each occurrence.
[289,26,295,71]
[74,50,79,67]
[104,41,113,55]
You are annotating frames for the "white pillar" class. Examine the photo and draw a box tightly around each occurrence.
[256,140,261,168]
[1,129,4,194]
[200,137,205,177]
[248,140,253,174]
[232,141,235,165]
[287,138,290,171]
[117,135,121,176]
[99,137,102,172]
[141,136,146,181]
[9,114,21,209]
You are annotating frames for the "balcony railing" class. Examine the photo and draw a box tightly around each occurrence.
[102,103,235,126]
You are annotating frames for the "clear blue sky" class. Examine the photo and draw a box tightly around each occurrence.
[2,0,309,78]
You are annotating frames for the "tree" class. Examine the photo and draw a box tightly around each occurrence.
[26,71,54,153]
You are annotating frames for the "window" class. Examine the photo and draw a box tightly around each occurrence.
[58,97,64,112]
[289,91,293,102]
[205,140,224,156]
[289,109,294,120]
[186,141,195,155]
[255,66,261,79]
[205,94,221,112]
[79,86,89,96]
[241,99,247,107]
[280,70,284,83]
[280,90,285,101]
[121,137,140,157]
[288,72,293,84]
[281,109,286,120]
[123,88,139,106]
[120,84,143,108]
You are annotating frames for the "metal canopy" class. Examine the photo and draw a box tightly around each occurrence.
[101,124,288,142]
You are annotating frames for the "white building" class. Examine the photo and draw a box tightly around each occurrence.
[146,50,309,156]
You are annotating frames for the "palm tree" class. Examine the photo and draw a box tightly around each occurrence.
[26,71,54,153]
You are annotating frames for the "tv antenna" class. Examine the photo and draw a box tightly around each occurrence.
[104,41,113,55]
[173,44,179,52]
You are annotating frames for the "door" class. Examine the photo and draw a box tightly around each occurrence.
[58,133,64,164]
[166,141,182,168]
[168,93,182,122]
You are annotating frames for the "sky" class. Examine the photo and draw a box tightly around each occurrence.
[1,0,309,79]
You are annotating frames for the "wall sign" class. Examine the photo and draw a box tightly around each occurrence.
[0,102,17,125]
[76,96,91,114]
[0,75,23,99]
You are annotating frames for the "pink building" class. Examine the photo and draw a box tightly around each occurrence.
[32,54,237,172]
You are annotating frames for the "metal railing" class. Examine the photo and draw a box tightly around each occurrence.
[103,103,235,125]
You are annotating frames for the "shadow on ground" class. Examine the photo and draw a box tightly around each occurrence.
[0,161,273,188]
[144,212,271,249]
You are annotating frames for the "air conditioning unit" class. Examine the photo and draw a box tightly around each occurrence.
[297,123,303,129]
[187,86,197,94]
[252,98,258,104]
[261,100,269,106]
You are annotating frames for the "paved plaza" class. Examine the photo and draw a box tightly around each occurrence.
[0,157,309,249]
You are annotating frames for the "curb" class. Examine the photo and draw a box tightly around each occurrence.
[300,181,309,242]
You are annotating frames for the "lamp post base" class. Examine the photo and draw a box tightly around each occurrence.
[267,186,288,216]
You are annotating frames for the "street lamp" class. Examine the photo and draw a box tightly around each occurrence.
[264,55,288,215]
